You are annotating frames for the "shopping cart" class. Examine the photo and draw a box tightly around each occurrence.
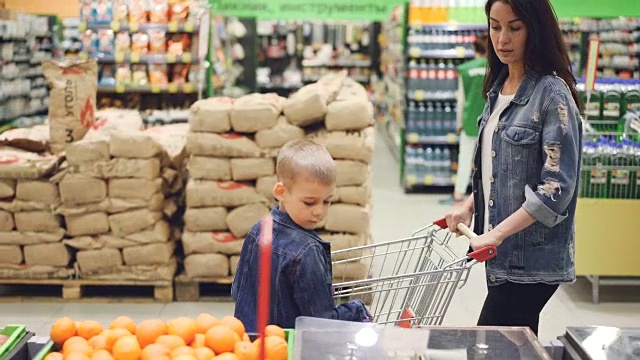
[331,218,496,327]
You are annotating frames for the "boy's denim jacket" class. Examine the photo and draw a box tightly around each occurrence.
[472,68,582,286]
[231,206,372,332]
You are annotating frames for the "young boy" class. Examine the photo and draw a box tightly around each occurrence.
[231,139,372,332]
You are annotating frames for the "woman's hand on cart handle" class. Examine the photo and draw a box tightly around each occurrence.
[443,206,473,237]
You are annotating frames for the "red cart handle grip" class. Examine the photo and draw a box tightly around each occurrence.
[433,217,498,262]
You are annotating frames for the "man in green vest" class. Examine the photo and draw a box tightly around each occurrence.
[440,34,487,205]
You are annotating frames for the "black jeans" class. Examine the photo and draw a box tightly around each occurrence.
[477,281,559,336]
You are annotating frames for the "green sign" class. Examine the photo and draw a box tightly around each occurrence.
[209,0,402,21]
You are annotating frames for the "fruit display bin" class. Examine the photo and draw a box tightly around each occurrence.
[0,325,27,359]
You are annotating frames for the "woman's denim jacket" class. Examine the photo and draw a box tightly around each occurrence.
[472,69,582,286]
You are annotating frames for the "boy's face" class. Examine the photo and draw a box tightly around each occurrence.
[274,174,335,230]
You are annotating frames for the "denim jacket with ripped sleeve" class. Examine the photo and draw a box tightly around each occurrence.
[231,205,372,332]
[472,68,582,286]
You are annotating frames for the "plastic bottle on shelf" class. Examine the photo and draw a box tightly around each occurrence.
[417,102,427,139]
[443,147,452,183]
[419,60,429,97]
[427,60,437,94]
[433,102,443,136]
[405,145,416,178]
[406,101,417,134]
[433,147,444,183]
[581,89,602,119]
[423,146,434,182]
[634,142,640,199]
[449,103,458,134]
[609,142,631,199]
[418,146,428,181]
[602,86,623,121]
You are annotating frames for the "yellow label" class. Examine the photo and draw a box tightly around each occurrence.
[184,20,195,32]
[114,52,126,63]
[79,53,88,60]
[414,90,426,101]
[406,175,418,186]
[455,46,466,58]
[115,84,126,93]
[181,53,192,63]
[183,83,195,93]
[78,22,87,32]
[409,46,421,58]
[168,84,178,93]
[168,21,179,33]
[407,133,420,144]
[151,84,162,93]
[166,54,177,63]
[129,22,139,32]
[110,21,121,32]
[451,174,458,184]
[447,133,457,144]
[130,53,141,63]
[424,175,435,185]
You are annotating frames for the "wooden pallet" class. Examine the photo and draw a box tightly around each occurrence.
[0,278,174,302]
[174,275,234,301]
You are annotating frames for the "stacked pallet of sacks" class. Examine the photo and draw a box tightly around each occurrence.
[184,93,306,280]
[286,74,376,283]
[56,110,188,281]
[0,125,72,279]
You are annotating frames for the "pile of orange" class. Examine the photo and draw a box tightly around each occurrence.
[45,314,288,360]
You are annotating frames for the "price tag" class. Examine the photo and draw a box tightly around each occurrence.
[78,22,87,31]
[183,83,194,93]
[181,52,192,63]
[129,22,139,32]
[114,52,126,63]
[447,133,457,144]
[130,53,141,63]
[409,46,421,58]
[455,46,466,58]
[407,133,420,144]
[167,54,177,63]
[110,21,121,32]
[424,175,435,186]
[168,21,179,33]
[406,175,418,186]
[414,90,426,101]
[115,84,126,93]
[151,84,161,93]
[184,20,195,32]
[168,84,178,93]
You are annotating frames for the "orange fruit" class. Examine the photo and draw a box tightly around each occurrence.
[112,335,141,360]
[44,352,63,360]
[253,336,288,360]
[167,317,197,344]
[205,325,241,355]
[88,335,108,351]
[190,333,206,348]
[215,353,240,360]
[109,316,137,335]
[64,353,91,360]
[193,347,215,360]
[171,345,195,357]
[91,349,114,360]
[194,313,219,334]
[234,341,259,360]
[265,325,286,340]
[155,334,185,351]
[172,355,198,360]
[242,333,250,342]
[140,343,170,360]
[78,321,104,340]
[51,317,77,345]
[136,319,167,348]
[221,316,245,338]
[102,329,131,352]
[63,337,92,355]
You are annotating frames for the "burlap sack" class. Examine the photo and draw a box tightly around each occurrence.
[14,211,63,233]
[64,236,105,250]
[76,247,123,273]
[0,229,65,245]
[230,93,284,133]
[182,231,244,255]
[59,174,107,205]
[254,116,305,149]
[230,158,275,181]
[335,185,370,206]
[309,127,375,163]
[23,242,71,267]
[78,259,176,281]
[43,59,98,154]
[324,204,370,234]
[72,158,161,180]
[256,176,277,204]
[0,245,22,264]
[144,123,190,169]
[187,156,231,181]
[226,203,270,238]
[186,180,266,208]
[283,85,329,127]
[108,194,165,214]
[16,180,60,205]
[65,212,109,236]
[230,255,240,276]
[335,160,369,186]
[0,211,13,231]
[109,178,164,200]
[65,138,110,166]
[162,168,178,188]
[0,146,62,180]
[186,133,261,158]
[189,97,234,133]
[184,253,230,278]
[119,220,171,244]
[122,242,175,266]
[184,207,228,232]
[0,264,74,279]
[0,124,50,152]
[325,99,374,131]
[88,109,145,136]
[109,209,163,237]
[0,199,52,212]
[0,180,16,199]
[109,131,162,158]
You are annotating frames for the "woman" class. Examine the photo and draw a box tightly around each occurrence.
[445,0,582,336]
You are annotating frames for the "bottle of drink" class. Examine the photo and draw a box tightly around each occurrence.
[416,146,425,180]
[406,101,417,134]
[634,142,640,199]
[423,146,433,182]
[433,102,443,136]
[443,102,453,136]
[602,86,623,121]
[417,102,427,139]
[419,60,429,96]
[433,147,443,183]
[405,145,416,178]
[407,60,419,95]
[443,147,452,183]
[609,142,630,199]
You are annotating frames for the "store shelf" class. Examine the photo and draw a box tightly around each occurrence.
[86,52,199,64]
[405,133,459,145]
[404,173,455,187]
[407,90,456,101]
[97,83,198,94]
[301,59,372,68]
[258,83,302,90]
[408,23,487,31]
[303,76,370,84]
[80,21,198,33]
[407,47,475,59]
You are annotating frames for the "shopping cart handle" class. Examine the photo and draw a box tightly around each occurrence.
[468,246,497,262]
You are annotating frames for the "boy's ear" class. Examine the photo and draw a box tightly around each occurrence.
[273,182,286,201]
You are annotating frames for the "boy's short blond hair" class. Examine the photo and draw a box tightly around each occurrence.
[276,139,336,187]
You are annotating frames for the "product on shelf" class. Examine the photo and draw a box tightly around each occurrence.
[128,0,149,24]
[167,33,191,56]
[115,32,131,53]
[113,0,129,22]
[132,64,149,85]
[131,32,150,54]
[149,0,169,23]
[97,29,115,55]
[81,29,98,55]
[115,64,132,85]
[148,30,167,53]
[170,64,189,85]
[170,0,190,22]
[149,64,169,85]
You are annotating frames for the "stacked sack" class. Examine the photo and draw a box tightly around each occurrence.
[0,125,72,279]
[287,74,376,283]
[185,94,305,280]
[56,110,187,281]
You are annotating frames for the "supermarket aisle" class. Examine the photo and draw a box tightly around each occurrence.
[1,132,640,341]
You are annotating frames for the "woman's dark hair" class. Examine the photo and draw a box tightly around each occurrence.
[482,0,582,111]
[473,34,488,55]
